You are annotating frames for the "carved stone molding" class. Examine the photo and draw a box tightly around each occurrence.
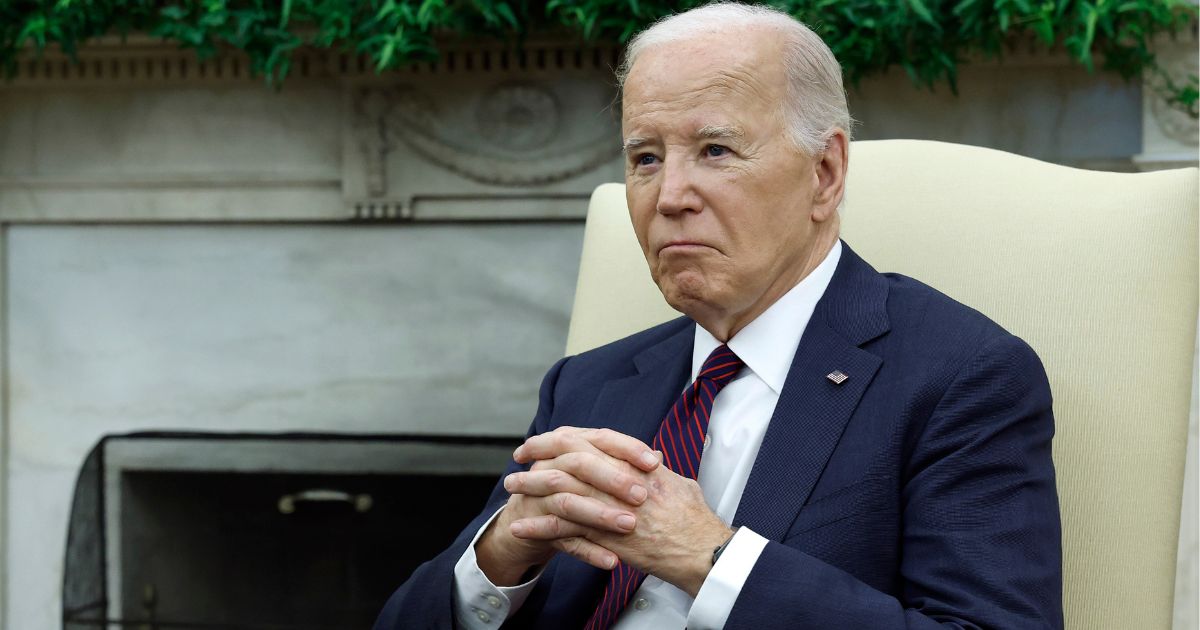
[3,37,622,88]
[343,61,624,219]
[1,37,624,222]
[1148,49,1199,147]
[354,83,617,191]
[1134,24,1200,171]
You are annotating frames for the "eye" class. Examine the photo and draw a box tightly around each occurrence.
[705,144,730,158]
[635,153,659,167]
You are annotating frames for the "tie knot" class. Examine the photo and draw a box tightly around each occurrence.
[697,344,744,384]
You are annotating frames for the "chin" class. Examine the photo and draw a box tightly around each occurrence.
[657,273,718,317]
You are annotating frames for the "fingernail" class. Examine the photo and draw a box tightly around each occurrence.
[616,514,636,531]
[606,556,617,569]
[503,475,514,491]
[640,451,658,468]
[630,485,647,503]
[510,522,525,536]
[512,447,524,460]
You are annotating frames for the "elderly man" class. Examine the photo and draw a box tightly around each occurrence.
[376,3,1062,629]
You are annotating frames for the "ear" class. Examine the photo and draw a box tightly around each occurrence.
[811,129,849,223]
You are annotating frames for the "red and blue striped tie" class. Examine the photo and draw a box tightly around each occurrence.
[583,344,745,630]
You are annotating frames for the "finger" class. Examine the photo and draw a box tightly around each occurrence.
[504,469,593,499]
[581,428,661,472]
[539,451,648,506]
[552,536,619,571]
[509,514,590,540]
[513,427,595,464]
[516,427,659,474]
[540,493,637,534]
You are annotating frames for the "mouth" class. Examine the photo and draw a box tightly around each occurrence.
[657,241,714,255]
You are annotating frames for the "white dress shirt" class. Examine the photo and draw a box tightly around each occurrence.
[453,241,843,629]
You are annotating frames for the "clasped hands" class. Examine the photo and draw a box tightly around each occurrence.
[475,427,733,598]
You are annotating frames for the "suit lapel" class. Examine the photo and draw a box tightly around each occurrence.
[733,243,890,542]
[584,321,694,446]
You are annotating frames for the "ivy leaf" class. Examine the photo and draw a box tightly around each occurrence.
[378,37,396,70]
[906,0,938,29]
[417,0,444,28]
[1032,15,1054,43]
[160,5,188,20]
[494,3,518,29]
[1077,2,1098,70]
[17,16,48,49]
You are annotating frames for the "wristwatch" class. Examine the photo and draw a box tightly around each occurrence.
[711,527,740,566]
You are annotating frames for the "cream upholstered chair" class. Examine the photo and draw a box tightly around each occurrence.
[564,139,1198,630]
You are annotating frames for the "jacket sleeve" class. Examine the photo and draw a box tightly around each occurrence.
[725,334,1063,629]
[373,356,570,630]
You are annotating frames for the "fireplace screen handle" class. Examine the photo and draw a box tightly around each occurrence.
[278,489,373,514]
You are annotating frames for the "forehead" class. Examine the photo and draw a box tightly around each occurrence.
[621,29,787,130]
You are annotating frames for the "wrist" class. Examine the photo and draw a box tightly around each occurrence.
[476,508,547,586]
[680,524,735,597]
[711,527,739,566]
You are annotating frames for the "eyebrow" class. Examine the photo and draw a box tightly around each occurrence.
[697,124,744,140]
[621,125,744,153]
[622,137,650,153]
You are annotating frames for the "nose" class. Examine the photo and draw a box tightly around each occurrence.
[656,156,701,216]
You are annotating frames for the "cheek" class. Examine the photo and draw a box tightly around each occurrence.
[630,212,655,258]
[627,197,656,249]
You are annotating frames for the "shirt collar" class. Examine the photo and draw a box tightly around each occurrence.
[691,240,842,394]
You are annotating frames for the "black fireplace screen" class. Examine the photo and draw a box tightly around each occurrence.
[62,432,519,630]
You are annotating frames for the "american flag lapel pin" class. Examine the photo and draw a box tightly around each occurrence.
[826,370,848,385]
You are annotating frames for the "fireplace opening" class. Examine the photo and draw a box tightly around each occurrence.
[63,433,520,630]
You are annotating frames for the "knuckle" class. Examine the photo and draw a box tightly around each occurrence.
[558,452,583,471]
[614,472,634,490]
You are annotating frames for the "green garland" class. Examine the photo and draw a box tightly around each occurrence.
[2,0,1197,116]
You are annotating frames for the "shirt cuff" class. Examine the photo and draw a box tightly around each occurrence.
[685,527,769,630]
[452,506,544,629]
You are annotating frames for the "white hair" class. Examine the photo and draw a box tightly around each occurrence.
[617,2,853,156]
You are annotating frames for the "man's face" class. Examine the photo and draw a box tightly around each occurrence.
[622,30,830,335]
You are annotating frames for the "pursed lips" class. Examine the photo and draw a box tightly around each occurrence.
[657,240,715,255]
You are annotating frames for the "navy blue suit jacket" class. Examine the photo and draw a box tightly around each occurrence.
[376,243,1063,629]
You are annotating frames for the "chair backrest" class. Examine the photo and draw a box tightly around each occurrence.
[565,139,1198,630]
